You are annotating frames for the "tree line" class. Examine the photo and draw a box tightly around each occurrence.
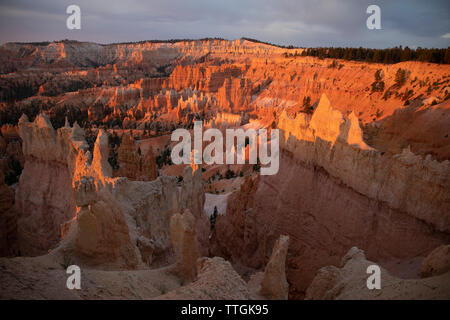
[294,46,450,64]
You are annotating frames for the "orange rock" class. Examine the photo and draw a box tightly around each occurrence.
[260,235,290,300]
[117,133,157,181]
[170,210,200,282]
[420,245,450,278]
[75,179,138,268]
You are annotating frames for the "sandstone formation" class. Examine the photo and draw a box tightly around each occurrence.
[112,176,180,267]
[260,235,290,300]
[0,253,182,299]
[180,166,209,255]
[157,257,250,300]
[0,246,251,300]
[10,113,207,270]
[279,94,450,232]
[140,147,158,181]
[211,175,260,260]
[419,245,450,278]
[15,113,77,255]
[4,39,449,143]
[170,210,200,282]
[212,94,450,299]
[92,129,113,178]
[74,177,138,268]
[116,133,158,181]
[0,39,286,75]
[117,133,140,178]
[0,171,17,256]
[305,247,450,300]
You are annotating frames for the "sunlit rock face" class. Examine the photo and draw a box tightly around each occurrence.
[12,112,207,268]
[180,166,209,256]
[15,114,78,256]
[116,133,157,181]
[170,210,200,283]
[74,179,138,268]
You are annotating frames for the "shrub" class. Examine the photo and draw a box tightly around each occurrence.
[60,251,74,269]
[156,147,172,168]
[210,206,218,230]
[225,169,235,179]
[302,96,311,108]
[371,81,385,93]
[375,69,383,81]
[328,60,339,68]
[395,68,407,87]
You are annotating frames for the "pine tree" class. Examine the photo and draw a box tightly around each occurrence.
[395,68,407,87]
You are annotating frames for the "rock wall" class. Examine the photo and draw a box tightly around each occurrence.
[0,171,17,256]
[116,133,157,181]
[419,244,450,278]
[74,178,138,268]
[180,166,209,255]
[260,235,290,300]
[15,114,78,255]
[1,39,287,73]
[278,94,450,232]
[212,94,450,298]
[14,113,208,269]
[170,210,200,283]
[305,247,450,300]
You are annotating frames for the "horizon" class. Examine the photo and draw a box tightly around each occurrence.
[2,37,449,51]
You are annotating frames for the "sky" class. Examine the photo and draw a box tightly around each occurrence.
[0,0,449,48]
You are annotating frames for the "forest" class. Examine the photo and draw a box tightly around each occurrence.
[295,46,450,64]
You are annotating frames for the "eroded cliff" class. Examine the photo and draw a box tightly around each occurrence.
[211,94,450,298]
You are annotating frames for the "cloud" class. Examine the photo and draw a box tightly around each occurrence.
[442,33,450,39]
[0,0,449,48]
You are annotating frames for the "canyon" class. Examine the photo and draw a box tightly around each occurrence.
[0,38,449,300]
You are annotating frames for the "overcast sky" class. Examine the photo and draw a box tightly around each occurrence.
[0,0,449,48]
